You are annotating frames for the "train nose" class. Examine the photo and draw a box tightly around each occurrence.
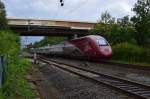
[100,47,112,57]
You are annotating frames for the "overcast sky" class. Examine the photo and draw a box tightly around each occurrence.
[2,0,137,46]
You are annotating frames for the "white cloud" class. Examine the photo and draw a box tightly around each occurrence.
[2,0,137,22]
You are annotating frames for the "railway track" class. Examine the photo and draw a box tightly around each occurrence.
[38,56,150,99]
[98,60,150,71]
[28,53,150,71]
[40,54,150,70]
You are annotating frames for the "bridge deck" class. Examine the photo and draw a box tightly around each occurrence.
[8,18,95,36]
[9,25,89,36]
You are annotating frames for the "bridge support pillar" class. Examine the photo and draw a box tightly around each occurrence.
[66,34,78,40]
[73,34,78,39]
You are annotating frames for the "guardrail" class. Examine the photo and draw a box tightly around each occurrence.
[0,56,5,87]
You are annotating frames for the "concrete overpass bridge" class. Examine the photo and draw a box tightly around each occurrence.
[8,18,96,36]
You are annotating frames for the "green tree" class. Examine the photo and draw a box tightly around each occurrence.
[0,30,20,58]
[0,1,7,29]
[99,11,115,24]
[131,0,150,45]
[91,11,115,37]
[117,15,131,27]
[30,36,65,48]
[91,12,135,45]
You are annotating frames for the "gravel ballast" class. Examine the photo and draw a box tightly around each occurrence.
[33,60,136,99]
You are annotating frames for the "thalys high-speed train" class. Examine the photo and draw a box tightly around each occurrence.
[32,35,112,59]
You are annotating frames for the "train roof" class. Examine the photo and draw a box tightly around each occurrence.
[70,35,105,41]
[85,35,105,39]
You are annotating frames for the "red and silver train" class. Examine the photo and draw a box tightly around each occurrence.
[32,35,112,59]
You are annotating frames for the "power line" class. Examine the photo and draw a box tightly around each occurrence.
[41,0,64,19]
[41,0,54,19]
[53,0,65,19]
[63,0,89,18]
[45,0,89,20]
[52,3,60,19]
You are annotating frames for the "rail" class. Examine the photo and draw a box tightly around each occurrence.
[99,60,150,70]
[38,56,150,99]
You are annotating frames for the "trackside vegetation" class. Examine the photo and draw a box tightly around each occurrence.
[0,1,35,99]
[29,36,66,48]
[90,0,150,64]
[112,43,150,64]
[0,30,35,99]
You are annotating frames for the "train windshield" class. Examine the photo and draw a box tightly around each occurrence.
[96,38,108,46]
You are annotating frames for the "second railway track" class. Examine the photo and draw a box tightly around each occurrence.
[38,56,150,99]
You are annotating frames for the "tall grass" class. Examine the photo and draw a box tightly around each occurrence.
[0,59,35,99]
[112,42,150,63]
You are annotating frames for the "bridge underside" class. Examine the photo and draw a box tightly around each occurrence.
[9,25,89,36]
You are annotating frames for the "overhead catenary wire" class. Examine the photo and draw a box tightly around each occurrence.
[52,3,61,19]
[33,0,89,20]
[26,0,90,21]
[41,0,55,19]
[63,0,89,18]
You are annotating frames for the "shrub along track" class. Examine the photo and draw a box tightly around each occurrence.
[38,56,150,99]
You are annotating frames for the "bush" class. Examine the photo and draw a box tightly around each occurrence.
[1,59,35,99]
[0,30,35,99]
[112,42,150,63]
[90,24,136,45]
[0,30,20,57]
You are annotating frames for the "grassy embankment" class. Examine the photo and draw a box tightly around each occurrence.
[112,42,150,66]
[0,30,35,99]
